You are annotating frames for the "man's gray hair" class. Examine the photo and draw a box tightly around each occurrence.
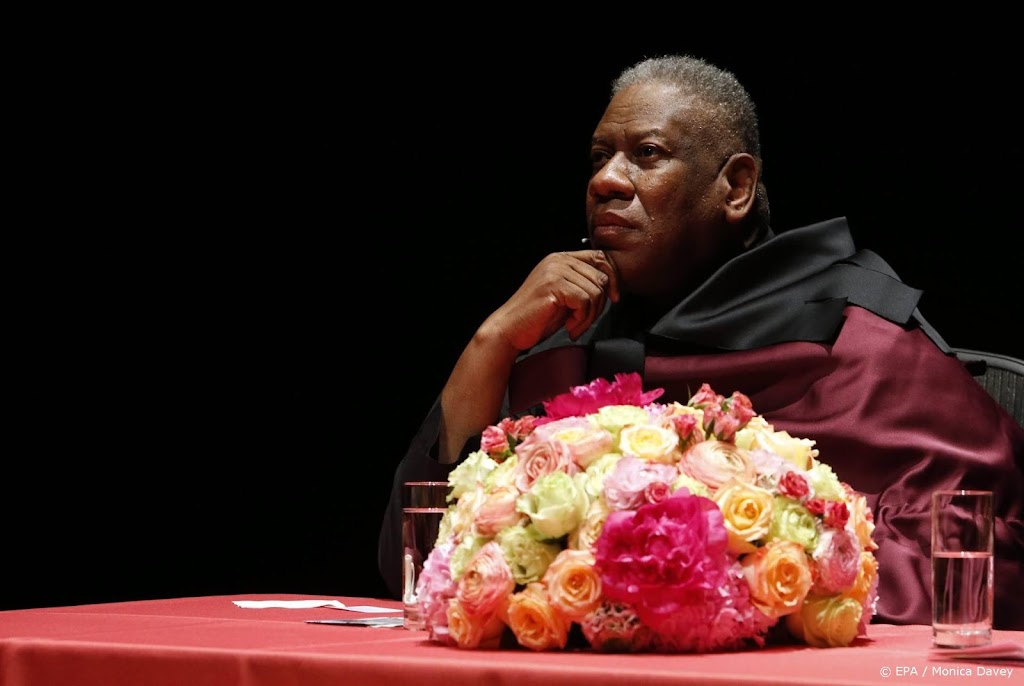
[612,54,771,237]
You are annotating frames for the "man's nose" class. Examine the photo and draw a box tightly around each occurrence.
[588,153,634,202]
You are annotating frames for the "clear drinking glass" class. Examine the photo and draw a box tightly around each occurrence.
[401,481,449,630]
[931,489,994,647]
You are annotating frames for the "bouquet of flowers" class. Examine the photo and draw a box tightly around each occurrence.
[415,373,879,653]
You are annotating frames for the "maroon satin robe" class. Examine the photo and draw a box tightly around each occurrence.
[509,306,1024,629]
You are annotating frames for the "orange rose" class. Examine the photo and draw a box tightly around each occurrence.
[741,540,813,618]
[542,549,602,621]
[506,583,572,651]
[447,598,508,649]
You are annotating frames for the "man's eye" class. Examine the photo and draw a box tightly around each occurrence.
[637,145,659,158]
[590,150,611,168]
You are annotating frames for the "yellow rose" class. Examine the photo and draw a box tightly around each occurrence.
[785,594,863,647]
[506,583,572,651]
[618,424,680,463]
[747,426,818,470]
[713,478,775,554]
[741,540,813,618]
[593,405,650,433]
[568,497,610,552]
[542,548,602,622]
[548,424,615,469]
[734,415,773,451]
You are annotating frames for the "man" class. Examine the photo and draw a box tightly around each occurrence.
[378,55,1024,629]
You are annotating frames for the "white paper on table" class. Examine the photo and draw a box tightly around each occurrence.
[930,641,1024,661]
[233,599,399,613]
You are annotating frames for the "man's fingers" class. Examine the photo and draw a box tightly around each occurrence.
[569,249,620,303]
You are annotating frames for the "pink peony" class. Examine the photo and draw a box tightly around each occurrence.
[594,490,732,633]
[541,372,663,421]
[647,563,774,652]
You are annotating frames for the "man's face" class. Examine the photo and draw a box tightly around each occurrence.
[586,81,738,302]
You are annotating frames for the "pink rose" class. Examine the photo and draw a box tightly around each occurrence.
[688,383,721,408]
[824,500,850,529]
[602,455,679,511]
[643,481,672,505]
[512,434,577,493]
[804,498,826,516]
[670,413,705,449]
[480,425,510,456]
[777,470,809,500]
[474,486,525,537]
[812,528,861,595]
[595,490,732,633]
[689,386,754,441]
[498,415,537,443]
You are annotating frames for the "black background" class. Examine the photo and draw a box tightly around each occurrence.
[8,31,1020,611]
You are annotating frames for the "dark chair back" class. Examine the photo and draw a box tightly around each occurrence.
[952,348,1024,427]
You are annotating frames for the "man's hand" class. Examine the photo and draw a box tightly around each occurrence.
[485,250,620,352]
[437,249,618,464]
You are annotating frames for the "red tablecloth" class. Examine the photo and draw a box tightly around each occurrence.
[0,594,1020,685]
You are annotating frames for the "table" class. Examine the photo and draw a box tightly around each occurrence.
[0,594,1019,685]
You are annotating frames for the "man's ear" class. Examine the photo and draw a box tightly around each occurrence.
[720,152,758,223]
